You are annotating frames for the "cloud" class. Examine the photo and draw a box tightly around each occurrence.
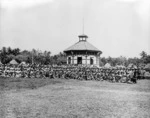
[0,0,54,9]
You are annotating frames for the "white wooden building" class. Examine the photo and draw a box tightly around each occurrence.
[64,34,102,67]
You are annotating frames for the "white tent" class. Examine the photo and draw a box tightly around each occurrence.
[145,63,150,71]
[128,63,137,69]
[20,61,26,65]
[0,61,2,65]
[138,63,145,68]
[104,63,111,68]
[115,65,126,69]
[9,59,18,65]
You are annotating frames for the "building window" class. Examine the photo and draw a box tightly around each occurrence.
[68,57,71,64]
[77,57,82,64]
[90,57,93,65]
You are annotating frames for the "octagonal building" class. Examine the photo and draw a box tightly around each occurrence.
[64,34,102,67]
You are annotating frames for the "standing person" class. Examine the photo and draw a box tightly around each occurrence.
[137,68,141,80]
[27,68,31,78]
[132,69,137,83]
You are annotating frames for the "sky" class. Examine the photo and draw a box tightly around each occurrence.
[0,0,150,58]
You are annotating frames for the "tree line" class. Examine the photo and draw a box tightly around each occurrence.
[100,51,150,67]
[0,47,66,65]
[0,47,150,66]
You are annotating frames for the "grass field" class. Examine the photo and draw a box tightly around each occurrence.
[0,77,150,118]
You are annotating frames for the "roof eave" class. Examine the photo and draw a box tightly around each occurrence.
[64,49,102,53]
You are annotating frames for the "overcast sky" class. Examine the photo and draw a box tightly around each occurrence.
[0,0,150,57]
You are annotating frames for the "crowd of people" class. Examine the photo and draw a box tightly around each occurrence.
[0,64,147,84]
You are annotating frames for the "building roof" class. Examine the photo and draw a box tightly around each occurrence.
[78,34,88,38]
[64,40,102,53]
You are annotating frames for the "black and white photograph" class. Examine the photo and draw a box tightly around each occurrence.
[0,0,150,117]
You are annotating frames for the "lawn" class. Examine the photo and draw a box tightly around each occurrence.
[0,77,150,118]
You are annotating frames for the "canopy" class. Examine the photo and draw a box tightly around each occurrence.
[9,59,18,65]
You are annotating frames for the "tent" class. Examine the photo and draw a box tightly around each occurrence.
[144,71,150,79]
[128,63,133,68]
[133,65,137,69]
[19,61,26,65]
[128,63,137,69]
[138,63,145,69]
[0,61,2,65]
[9,59,18,65]
[104,63,111,68]
[115,65,126,69]
[144,63,150,71]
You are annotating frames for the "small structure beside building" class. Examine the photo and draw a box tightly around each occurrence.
[64,34,102,67]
